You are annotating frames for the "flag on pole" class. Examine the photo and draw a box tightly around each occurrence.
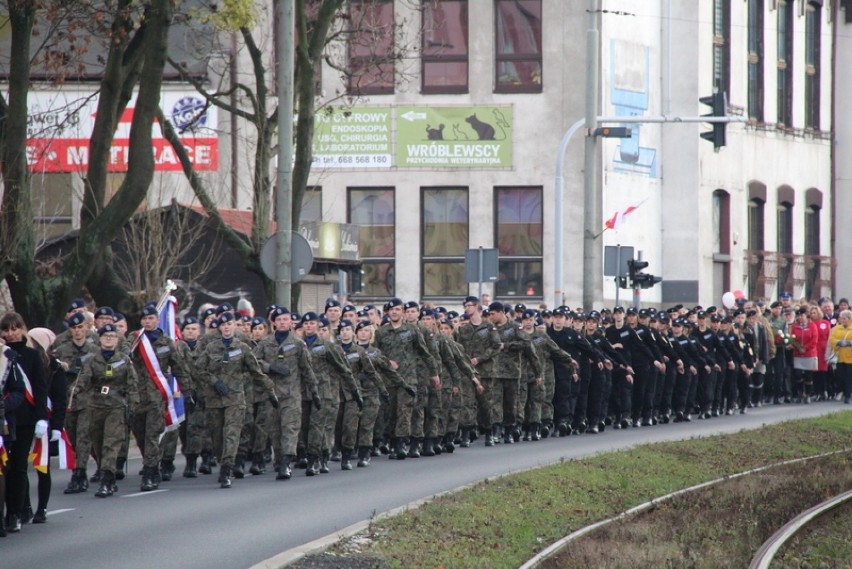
[604,198,648,232]
[158,295,184,431]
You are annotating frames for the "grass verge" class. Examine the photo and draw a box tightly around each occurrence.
[774,500,852,568]
[295,411,852,569]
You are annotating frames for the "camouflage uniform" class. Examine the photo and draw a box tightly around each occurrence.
[455,321,501,439]
[358,343,406,453]
[196,337,274,474]
[420,327,447,449]
[304,335,358,473]
[160,339,206,476]
[442,335,478,444]
[129,331,190,483]
[373,322,438,457]
[74,350,139,486]
[51,337,98,490]
[254,332,318,476]
[526,328,575,434]
[490,320,541,441]
[338,342,376,468]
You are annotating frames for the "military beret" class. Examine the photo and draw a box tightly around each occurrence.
[513,303,526,313]
[696,311,708,318]
[114,313,125,323]
[141,303,158,317]
[338,319,354,330]
[387,298,404,308]
[181,316,200,329]
[317,316,330,328]
[218,312,235,324]
[574,312,587,321]
[612,306,625,314]
[673,304,684,311]
[301,311,319,322]
[66,312,86,328]
[265,304,279,316]
[381,314,391,325]
[446,310,459,319]
[94,306,115,319]
[693,305,704,312]
[710,314,721,323]
[403,300,419,310]
[638,308,650,317]
[706,306,717,313]
[541,310,553,318]
[202,308,217,320]
[780,292,792,300]
[796,306,809,315]
[209,319,219,329]
[666,306,680,314]
[463,295,479,305]
[626,307,637,315]
[488,302,505,313]
[746,310,758,317]
[552,307,567,316]
[355,321,372,332]
[671,319,684,327]
[67,298,86,312]
[536,317,545,326]
[658,314,669,323]
[770,301,782,308]
[271,307,290,319]
[522,309,538,319]
[420,308,436,319]
[216,302,234,315]
[600,308,612,315]
[293,321,303,330]
[721,316,732,324]
[291,313,301,322]
[97,324,117,336]
[732,309,745,317]
[324,299,341,310]
[459,313,470,322]
[241,314,252,323]
[435,306,448,314]
[356,308,369,319]
[343,304,357,313]
[588,310,601,320]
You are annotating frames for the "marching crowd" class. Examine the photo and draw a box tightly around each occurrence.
[1,291,851,537]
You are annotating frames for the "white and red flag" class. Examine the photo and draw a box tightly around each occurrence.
[604,198,648,232]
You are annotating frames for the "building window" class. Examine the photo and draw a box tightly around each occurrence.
[300,186,322,223]
[495,187,542,298]
[348,188,395,298]
[712,0,731,96]
[747,0,764,121]
[421,0,468,94]
[804,204,820,299]
[495,0,542,93]
[713,189,732,297]
[348,0,396,95]
[777,0,794,127]
[804,3,821,130]
[421,188,468,297]
[777,200,793,297]
[747,192,765,299]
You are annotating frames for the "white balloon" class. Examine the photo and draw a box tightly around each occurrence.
[722,291,736,309]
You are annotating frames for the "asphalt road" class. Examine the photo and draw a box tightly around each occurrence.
[1,402,847,569]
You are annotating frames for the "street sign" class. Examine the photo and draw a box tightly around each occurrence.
[603,245,634,277]
[260,232,314,283]
[464,248,498,283]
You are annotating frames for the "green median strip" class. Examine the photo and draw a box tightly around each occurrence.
[293,411,851,569]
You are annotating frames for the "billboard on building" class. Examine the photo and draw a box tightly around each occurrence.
[24,89,218,173]
[311,107,392,168]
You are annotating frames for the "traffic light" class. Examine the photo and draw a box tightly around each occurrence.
[627,259,662,289]
[616,276,628,289]
[699,91,727,150]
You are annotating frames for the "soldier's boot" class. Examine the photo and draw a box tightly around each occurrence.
[218,465,232,489]
[387,437,398,460]
[115,457,126,480]
[503,425,515,444]
[522,425,532,442]
[319,451,331,474]
[421,438,436,457]
[90,469,103,483]
[249,452,264,475]
[406,438,421,458]
[95,471,115,498]
[160,459,175,482]
[531,423,542,441]
[140,467,156,492]
[306,455,320,476]
[540,422,551,439]
[233,455,246,479]
[276,456,292,480]
[443,434,455,453]
[341,448,354,471]
[330,449,342,462]
[357,446,371,467]
[379,438,390,455]
[393,437,407,461]
[460,428,471,448]
[433,437,443,455]
[183,454,199,478]
[64,470,83,494]
[491,424,502,445]
[198,451,213,475]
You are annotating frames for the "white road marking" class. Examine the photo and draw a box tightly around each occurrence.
[47,508,75,516]
[121,489,170,498]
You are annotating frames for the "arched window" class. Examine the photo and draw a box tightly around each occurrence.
[713,190,731,297]
[747,181,766,298]
[776,185,795,297]
[804,188,822,298]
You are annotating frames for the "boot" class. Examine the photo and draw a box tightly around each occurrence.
[232,455,246,479]
[330,449,342,462]
[115,457,126,480]
[407,438,421,458]
[306,455,320,476]
[183,454,198,478]
[296,448,308,469]
[491,424,503,445]
[393,437,407,460]
[64,470,83,494]
[95,471,116,498]
[249,452,265,475]
[276,456,292,480]
[90,469,103,483]
[379,438,390,455]
[421,438,436,457]
[218,465,232,488]
[531,423,541,441]
[540,422,551,439]
[140,466,157,492]
[433,438,442,455]
[522,425,532,442]
[198,451,213,475]
[341,448,353,471]
[460,428,471,448]
[159,459,175,482]
[443,434,455,453]
[319,451,330,473]
[357,446,371,467]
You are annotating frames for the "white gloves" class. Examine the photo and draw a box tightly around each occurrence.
[50,429,61,442]
[34,420,49,439]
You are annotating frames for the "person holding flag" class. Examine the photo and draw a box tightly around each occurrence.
[72,324,139,497]
[129,302,190,492]
[0,312,49,533]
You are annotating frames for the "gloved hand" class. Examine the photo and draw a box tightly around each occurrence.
[404,384,417,398]
[268,394,280,409]
[34,420,49,439]
[352,390,364,411]
[126,407,135,424]
[312,393,322,411]
[50,429,62,442]
[269,363,290,377]
[380,391,390,404]
[213,379,231,397]
[195,395,206,411]
[185,389,197,413]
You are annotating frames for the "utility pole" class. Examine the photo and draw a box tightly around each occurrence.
[275,0,294,306]
[582,0,601,311]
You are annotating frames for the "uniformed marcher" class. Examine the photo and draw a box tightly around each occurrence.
[72,324,140,498]
[196,313,277,488]
[168,317,206,478]
[337,320,375,469]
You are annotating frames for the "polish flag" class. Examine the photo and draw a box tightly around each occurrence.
[604,198,648,231]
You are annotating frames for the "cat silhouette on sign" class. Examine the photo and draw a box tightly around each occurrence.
[426,123,445,140]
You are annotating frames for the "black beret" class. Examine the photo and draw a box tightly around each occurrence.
[403,300,420,310]
[324,299,341,310]
[338,319,354,330]
[66,313,86,327]
[355,321,372,332]
[141,303,158,317]
[202,308,217,320]
[387,298,404,308]
[218,312,235,324]
[181,316,200,329]
[94,306,115,319]
[67,298,86,312]
[250,317,266,330]
[216,302,234,314]
[301,311,319,322]
[97,324,117,336]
